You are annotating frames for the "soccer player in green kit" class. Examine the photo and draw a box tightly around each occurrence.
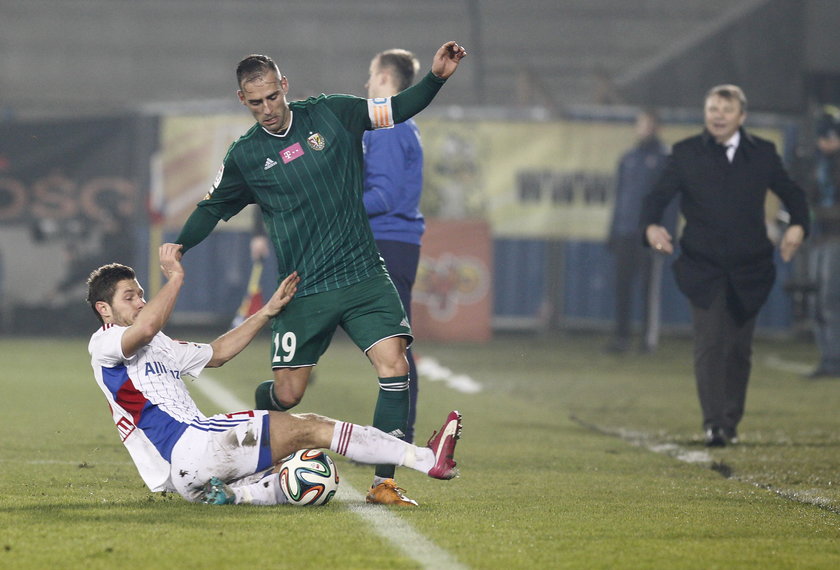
[169,41,467,506]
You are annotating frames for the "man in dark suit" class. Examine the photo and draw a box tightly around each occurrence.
[640,84,809,447]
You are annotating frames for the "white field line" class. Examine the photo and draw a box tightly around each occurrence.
[416,356,482,394]
[763,354,813,375]
[575,420,840,514]
[197,373,468,570]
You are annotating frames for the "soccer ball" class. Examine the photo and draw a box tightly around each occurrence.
[277,449,339,506]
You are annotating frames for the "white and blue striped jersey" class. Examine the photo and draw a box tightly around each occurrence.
[88,323,213,492]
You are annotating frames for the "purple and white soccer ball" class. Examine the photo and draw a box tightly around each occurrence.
[278,449,339,506]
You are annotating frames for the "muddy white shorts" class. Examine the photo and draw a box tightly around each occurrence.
[169,410,273,501]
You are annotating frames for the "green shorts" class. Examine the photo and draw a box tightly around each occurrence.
[269,273,413,369]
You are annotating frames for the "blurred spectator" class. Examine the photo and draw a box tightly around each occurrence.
[604,110,675,353]
[805,107,840,378]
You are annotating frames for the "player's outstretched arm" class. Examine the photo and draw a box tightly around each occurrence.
[121,243,185,358]
[431,41,467,80]
[389,41,467,124]
[206,272,300,367]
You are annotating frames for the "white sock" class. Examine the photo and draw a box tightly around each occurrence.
[331,421,435,474]
[229,472,288,505]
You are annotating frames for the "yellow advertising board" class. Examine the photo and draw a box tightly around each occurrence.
[158,115,786,240]
[416,117,784,240]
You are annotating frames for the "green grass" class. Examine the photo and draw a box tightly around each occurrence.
[1,332,840,569]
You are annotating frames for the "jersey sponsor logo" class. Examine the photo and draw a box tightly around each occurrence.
[264,157,278,170]
[144,360,182,380]
[306,133,326,151]
[279,142,305,164]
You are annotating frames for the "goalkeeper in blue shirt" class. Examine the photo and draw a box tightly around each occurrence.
[363,48,425,447]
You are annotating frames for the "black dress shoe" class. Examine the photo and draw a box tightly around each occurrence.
[704,426,727,447]
[723,427,739,445]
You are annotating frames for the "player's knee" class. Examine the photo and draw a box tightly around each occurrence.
[272,380,306,409]
[274,389,302,410]
[272,368,310,408]
[372,352,409,377]
[288,413,335,448]
[379,361,409,378]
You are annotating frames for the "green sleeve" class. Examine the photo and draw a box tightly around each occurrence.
[174,207,221,254]
[391,71,446,123]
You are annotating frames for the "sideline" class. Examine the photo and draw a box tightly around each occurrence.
[196,373,469,570]
[571,415,840,515]
[762,354,813,376]
[416,356,482,394]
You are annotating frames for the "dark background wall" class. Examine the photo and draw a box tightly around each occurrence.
[2,0,840,118]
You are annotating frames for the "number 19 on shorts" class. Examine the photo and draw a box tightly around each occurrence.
[272,332,297,363]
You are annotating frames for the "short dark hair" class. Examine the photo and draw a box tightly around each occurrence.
[376,49,420,92]
[236,54,281,89]
[86,263,136,325]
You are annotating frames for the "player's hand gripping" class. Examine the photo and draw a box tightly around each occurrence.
[158,243,185,282]
[263,271,300,318]
[431,41,467,79]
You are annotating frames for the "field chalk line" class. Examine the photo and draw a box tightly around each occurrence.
[571,415,840,515]
[197,373,468,570]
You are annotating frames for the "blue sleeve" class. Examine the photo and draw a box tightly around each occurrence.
[363,128,408,216]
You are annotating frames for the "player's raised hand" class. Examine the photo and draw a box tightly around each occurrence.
[431,41,467,79]
[264,271,300,317]
[159,243,185,281]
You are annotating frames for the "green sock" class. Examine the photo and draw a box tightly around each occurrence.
[373,375,410,479]
[254,380,293,412]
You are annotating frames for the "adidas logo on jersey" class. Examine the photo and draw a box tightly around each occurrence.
[264,157,278,170]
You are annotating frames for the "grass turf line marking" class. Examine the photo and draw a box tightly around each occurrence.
[763,354,813,375]
[571,415,840,515]
[416,356,482,394]
[196,373,468,570]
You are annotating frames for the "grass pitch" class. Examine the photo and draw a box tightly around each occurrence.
[1,331,840,569]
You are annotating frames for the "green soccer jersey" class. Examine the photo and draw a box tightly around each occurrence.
[178,71,446,297]
[201,95,380,295]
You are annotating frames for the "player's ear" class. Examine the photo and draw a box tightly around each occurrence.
[95,301,112,321]
[237,89,246,105]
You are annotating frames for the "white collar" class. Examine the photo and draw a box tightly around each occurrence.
[723,130,740,150]
[261,111,294,137]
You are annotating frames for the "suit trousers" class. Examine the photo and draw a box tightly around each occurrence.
[809,237,840,372]
[611,235,653,340]
[691,284,758,431]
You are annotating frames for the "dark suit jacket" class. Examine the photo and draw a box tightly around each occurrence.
[640,128,810,319]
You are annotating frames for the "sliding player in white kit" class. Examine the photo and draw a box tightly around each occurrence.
[86,243,461,505]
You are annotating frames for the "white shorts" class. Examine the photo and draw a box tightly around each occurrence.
[169,410,273,502]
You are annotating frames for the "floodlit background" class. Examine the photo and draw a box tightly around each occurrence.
[1,0,838,339]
